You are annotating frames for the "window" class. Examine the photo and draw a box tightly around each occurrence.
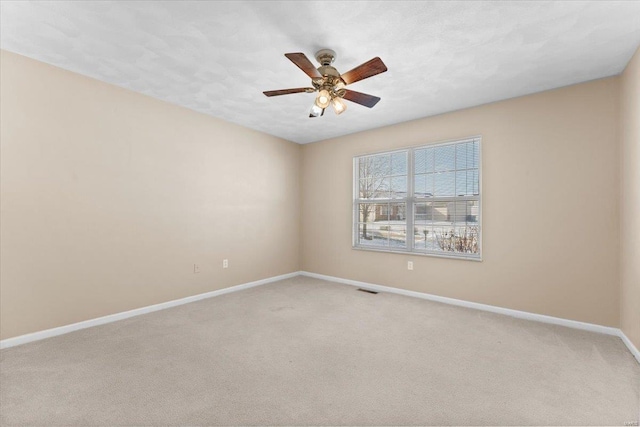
[353,137,481,260]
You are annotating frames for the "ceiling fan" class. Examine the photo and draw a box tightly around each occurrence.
[263,49,387,118]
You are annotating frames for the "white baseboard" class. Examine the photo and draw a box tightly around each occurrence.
[300,271,640,364]
[4,270,639,366]
[618,330,640,364]
[0,271,300,350]
[302,272,640,366]
[300,271,621,336]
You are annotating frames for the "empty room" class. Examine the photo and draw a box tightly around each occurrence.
[1,1,639,426]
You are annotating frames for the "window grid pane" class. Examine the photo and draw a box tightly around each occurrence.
[357,202,407,249]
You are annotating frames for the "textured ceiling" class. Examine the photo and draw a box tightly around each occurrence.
[2,1,640,144]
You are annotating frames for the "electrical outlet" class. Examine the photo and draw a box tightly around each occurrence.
[223,259,228,269]
[194,264,200,274]
[407,261,413,270]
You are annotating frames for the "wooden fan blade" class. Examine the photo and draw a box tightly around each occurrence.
[342,89,381,108]
[340,57,387,85]
[285,53,322,79]
[263,88,314,97]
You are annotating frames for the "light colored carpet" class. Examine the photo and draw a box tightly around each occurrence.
[1,276,639,426]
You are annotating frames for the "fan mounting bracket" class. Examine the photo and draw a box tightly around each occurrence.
[315,49,336,66]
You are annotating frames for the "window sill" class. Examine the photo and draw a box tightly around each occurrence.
[352,245,483,262]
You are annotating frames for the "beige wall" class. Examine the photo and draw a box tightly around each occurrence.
[620,46,640,350]
[301,77,621,327]
[0,50,301,340]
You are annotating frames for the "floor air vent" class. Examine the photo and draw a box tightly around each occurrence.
[357,288,378,294]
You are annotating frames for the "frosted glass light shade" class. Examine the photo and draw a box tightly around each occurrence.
[309,104,323,117]
[332,97,347,115]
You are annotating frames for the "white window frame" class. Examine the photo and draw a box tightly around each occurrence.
[352,136,482,261]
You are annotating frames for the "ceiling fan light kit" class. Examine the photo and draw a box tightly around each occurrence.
[263,49,387,118]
